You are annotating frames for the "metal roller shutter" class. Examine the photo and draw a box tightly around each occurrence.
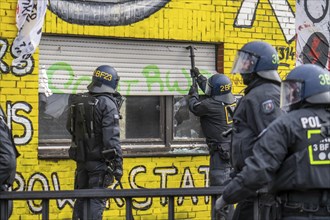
[39,36,217,96]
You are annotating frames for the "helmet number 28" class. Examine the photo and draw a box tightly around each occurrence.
[319,74,330,85]
[220,84,232,92]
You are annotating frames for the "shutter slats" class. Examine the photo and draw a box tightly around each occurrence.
[39,36,216,95]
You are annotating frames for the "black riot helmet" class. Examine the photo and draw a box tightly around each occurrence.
[280,64,330,112]
[231,41,281,83]
[205,74,236,104]
[87,65,120,93]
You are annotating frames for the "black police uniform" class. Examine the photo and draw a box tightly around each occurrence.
[223,106,330,219]
[230,78,283,219]
[189,75,236,186]
[69,94,123,220]
[0,110,19,219]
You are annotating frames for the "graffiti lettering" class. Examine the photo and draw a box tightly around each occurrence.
[21,0,33,16]
[0,38,10,73]
[234,0,295,43]
[46,62,210,95]
[0,37,34,76]
[13,172,25,192]
[198,166,210,204]
[13,165,210,214]
[275,46,296,78]
[27,173,49,214]
[276,46,295,70]
[26,4,38,22]
[47,62,91,94]
[51,173,74,209]
[142,65,165,92]
[178,168,198,205]
[6,101,33,145]
[154,166,178,206]
[10,39,34,76]
[304,0,329,23]
[165,68,192,94]
[277,46,295,61]
[129,166,152,210]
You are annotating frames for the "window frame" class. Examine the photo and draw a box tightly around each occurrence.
[38,95,208,159]
[37,36,224,158]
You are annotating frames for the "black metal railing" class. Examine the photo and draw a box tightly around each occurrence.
[0,186,223,220]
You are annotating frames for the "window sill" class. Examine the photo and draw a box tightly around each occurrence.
[38,144,209,159]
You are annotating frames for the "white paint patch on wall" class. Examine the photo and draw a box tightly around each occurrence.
[234,0,295,43]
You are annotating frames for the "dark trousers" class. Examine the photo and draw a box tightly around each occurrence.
[232,200,254,220]
[232,194,277,220]
[282,217,330,220]
[72,161,108,220]
[209,146,234,220]
[209,142,231,187]
[279,190,330,220]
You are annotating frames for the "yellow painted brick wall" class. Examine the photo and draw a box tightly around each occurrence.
[0,0,296,219]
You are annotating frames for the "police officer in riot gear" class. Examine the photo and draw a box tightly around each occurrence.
[188,71,236,220]
[215,64,330,220]
[229,41,284,220]
[188,71,236,187]
[0,107,19,219]
[67,65,124,220]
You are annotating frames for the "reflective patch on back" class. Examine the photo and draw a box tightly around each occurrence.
[308,129,330,165]
[261,100,275,114]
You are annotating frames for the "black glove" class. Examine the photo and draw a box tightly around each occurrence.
[113,159,123,182]
[188,85,198,97]
[215,196,228,219]
[191,67,201,78]
[102,148,117,161]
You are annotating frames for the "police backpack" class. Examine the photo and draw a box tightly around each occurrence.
[67,93,98,162]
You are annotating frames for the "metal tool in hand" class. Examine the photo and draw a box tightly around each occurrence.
[186,45,197,88]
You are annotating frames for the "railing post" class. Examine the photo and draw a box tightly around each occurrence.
[0,199,9,220]
[211,194,216,220]
[126,197,133,220]
[168,196,174,220]
[42,199,49,220]
[83,199,88,220]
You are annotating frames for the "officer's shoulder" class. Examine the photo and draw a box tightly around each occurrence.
[96,94,117,106]
[251,82,279,93]
[70,92,96,104]
[270,111,297,126]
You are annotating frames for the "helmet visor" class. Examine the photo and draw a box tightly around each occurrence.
[280,80,303,112]
[205,79,212,96]
[231,50,259,74]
